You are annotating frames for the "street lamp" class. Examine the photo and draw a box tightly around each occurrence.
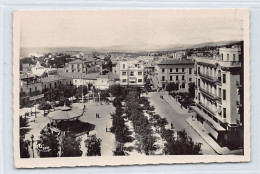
[31,134,34,158]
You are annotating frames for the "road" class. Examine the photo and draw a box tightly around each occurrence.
[147,92,216,155]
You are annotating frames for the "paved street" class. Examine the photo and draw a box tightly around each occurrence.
[147,92,217,155]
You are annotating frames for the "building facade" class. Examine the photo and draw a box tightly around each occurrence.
[119,60,145,86]
[64,59,87,73]
[192,46,243,149]
[155,59,195,92]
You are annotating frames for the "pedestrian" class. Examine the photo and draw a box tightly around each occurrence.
[96,113,97,118]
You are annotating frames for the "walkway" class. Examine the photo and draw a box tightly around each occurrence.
[186,117,230,155]
[147,92,216,155]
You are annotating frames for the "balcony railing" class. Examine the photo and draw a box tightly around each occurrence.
[199,87,217,100]
[236,81,242,88]
[198,101,215,117]
[236,100,242,108]
[198,72,218,83]
[216,96,222,103]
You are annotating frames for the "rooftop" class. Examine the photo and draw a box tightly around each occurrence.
[157,59,194,65]
[59,72,100,80]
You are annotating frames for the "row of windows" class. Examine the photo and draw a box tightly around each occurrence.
[162,75,192,82]
[221,53,236,61]
[22,81,72,93]
[162,68,192,74]
[162,83,185,89]
[197,93,227,118]
[122,71,142,76]
[121,79,143,83]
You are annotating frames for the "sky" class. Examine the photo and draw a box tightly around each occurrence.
[18,9,247,49]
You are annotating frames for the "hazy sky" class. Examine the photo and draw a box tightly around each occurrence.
[19,9,246,48]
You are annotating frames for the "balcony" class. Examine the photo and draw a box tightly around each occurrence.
[236,100,242,108]
[236,81,242,88]
[198,101,215,117]
[216,96,222,103]
[199,87,217,100]
[198,72,217,83]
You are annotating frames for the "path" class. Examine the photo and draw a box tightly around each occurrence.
[147,92,216,155]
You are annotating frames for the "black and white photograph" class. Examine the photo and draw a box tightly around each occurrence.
[13,9,250,168]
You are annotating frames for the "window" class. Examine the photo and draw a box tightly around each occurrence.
[130,71,134,76]
[223,108,226,118]
[138,79,142,83]
[198,79,200,87]
[221,53,223,61]
[223,74,226,83]
[223,89,226,100]
[182,83,185,88]
[170,76,172,81]
[182,76,185,80]
[170,68,172,72]
[162,76,165,81]
[122,72,126,76]
[227,54,229,61]
[198,93,200,101]
[138,72,142,75]
[123,64,125,69]
[218,88,221,98]
[182,68,185,72]
[122,79,127,83]
[189,78,192,82]
[162,84,165,89]
[176,76,179,81]
[233,54,236,61]
[162,68,165,73]
[176,68,179,72]
[189,68,192,74]
[198,67,200,74]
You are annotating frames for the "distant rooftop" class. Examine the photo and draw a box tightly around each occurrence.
[59,72,100,80]
[157,59,194,65]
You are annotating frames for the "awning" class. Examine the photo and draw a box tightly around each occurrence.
[191,105,226,131]
[47,106,83,120]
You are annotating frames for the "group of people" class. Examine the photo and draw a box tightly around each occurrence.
[96,113,100,118]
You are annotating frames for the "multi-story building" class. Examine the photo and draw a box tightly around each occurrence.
[64,59,87,73]
[172,51,186,60]
[155,59,195,92]
[192,46,243,149]
[119,60,145,86]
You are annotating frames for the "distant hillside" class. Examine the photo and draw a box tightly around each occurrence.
[20,40,241,57]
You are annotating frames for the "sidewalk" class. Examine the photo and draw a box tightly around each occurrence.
[186,117,230,155]
[161,92,188,115]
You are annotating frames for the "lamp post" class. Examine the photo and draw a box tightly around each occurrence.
[31,134,34,158]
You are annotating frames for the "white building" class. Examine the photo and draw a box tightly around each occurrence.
[119,60,145,86]
[192,46,243,149]
[155,59,195,92]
